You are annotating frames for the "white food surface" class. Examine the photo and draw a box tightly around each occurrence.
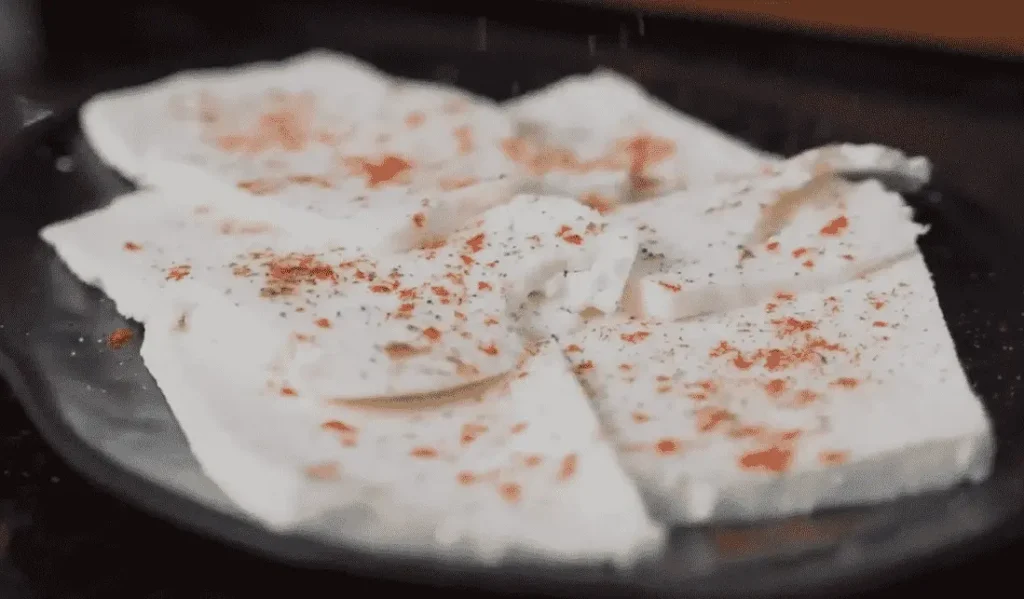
[564,254,994,524]
[39,52,995,563]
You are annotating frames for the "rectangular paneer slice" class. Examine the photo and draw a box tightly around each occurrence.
[81,50,522,250]
[49,191,637,401]
[614,146,928,321]
[564,253,994,524]
[140,319,664,563]
[502,69,773,206]
[40,190,312,323]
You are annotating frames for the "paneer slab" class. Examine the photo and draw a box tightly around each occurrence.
[564,254,994,524]
[502,69,774,204]
[40,191,310,322]
[140,321,664,563]
[43,191,638,400]
[614,145,929,321]
[81,50,522,250]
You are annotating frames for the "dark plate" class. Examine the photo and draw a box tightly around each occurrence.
[4,3,1024,597]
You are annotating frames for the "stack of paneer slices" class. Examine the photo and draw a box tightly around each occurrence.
[41,50,994,564]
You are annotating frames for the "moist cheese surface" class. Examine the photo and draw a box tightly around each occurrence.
[39,53,996,563]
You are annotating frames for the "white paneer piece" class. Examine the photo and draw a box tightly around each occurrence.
[613,145,928,321]
[140,322,664,564]
[502,69,774,203]
[80,50,522,251]
[563,253,994,524]
[42,191,638,401]
[40,191,308,322]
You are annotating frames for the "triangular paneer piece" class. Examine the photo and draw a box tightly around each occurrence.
[502,69,773,204]
[611,144,928,321]
[563,254,994,524]
[81,50,522,251]
[140,318,664,563]
[43,191,638,400]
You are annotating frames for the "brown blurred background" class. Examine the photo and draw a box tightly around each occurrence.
[607,0,1024,57]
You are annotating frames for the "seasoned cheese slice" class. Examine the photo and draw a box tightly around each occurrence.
[613,148,927,321]
[43,192,638,400]
[503,69,773,203]
[564,254,994,524]
[140,322,664,563]
[39,191,309,322]
[81,50,522,251]
[81,50,390,181]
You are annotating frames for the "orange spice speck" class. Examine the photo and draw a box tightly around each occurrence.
[453,126,474,155]
[460,423,489,446]
[499,482,522,504]
[412,212,426,228]
[305,463,340,480]
[696,407,734,432]
[621,331,651,344]
[819,450,850,466]
[632,411,651,423]
[730,425,764,439]
[563,233,584,245]
[792,247,808,258]
[105,328,133,349]
[764,378,787,396]
[764,349,786,370]
[478,343,499,356]
[410,447,439,459]
[802,259,815,269]
[574,360,594,374]
[123,241,143,252]
[511,422,529,434]
[831,377,859,389]
[820,215,849,237]
[457,471,476,485]
[523,455,544,468]
[348,155,414,188]
[579,192,616,215]
[166,265,192,281]
[775,292,795,301]
[565,344,583,353]
[558,454,579,481]
[405,111,425,128]
[765,241,780,252]
[477,281,492,291]
[733,354,755,370]
[439,176,478,191]
[658,281,682,293]
[322,420,357,433]
[772,317,817,336]
[739,446,793,473]
[655,438,682,455]
[795,389,820,405]
[873,321,888,328]
[280,387,298,397]
[423,327,442,342]
[466,233,486,253]
[315,318,331,329]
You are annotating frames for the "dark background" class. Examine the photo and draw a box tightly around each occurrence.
[2,1,1024,597]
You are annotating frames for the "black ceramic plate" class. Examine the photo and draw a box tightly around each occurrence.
[4,4,1024,598]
